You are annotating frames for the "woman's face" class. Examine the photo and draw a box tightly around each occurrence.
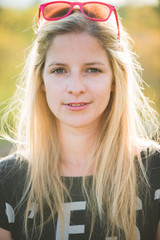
[43,32,113,129]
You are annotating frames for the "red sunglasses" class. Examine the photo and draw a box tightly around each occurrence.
[38,1,120,38]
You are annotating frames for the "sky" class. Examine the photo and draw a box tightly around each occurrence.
[0,0,159,9]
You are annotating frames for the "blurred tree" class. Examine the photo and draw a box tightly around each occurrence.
[156,0,160,13]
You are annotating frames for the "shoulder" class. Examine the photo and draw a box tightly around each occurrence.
[141,148,160,190]
[0,152,28,172]
[142,148,160,169]
[0,152,29,186]
[0,153,18,171]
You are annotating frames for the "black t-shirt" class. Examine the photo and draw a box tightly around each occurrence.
[0,151,160,240]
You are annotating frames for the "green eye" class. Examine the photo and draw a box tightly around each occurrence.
[52,68,65,74]
[88,68,101,73]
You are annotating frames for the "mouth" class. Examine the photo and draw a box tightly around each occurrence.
[68,103,87,107]
[64,102,90,110]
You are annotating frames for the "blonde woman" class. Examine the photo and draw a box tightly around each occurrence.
[0,1,160,240]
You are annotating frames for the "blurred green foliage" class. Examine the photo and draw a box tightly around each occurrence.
[119,6,160,113]
[0,5,160,112]
[0,6,36,104]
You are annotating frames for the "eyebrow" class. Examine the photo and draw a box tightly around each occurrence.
[47,62,105,68]
[84,62,105,66]
[47,63,67,68]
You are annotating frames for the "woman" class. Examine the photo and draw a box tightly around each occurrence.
[0,1,160,240]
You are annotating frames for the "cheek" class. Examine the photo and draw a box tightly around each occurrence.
[95,84,112,114]
[102,92,112,110]
[44,85,58,112]
[97,83,112,102]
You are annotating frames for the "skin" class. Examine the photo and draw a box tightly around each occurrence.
[42,32,114,176]
[156,224,160,240]
[43,32,113,130]
[0,228,12,240]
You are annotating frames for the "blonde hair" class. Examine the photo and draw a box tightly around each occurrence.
[1,11,160,240]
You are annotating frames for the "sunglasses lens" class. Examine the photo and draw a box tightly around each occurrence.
[44,3,71,19]
[83,3,111,20]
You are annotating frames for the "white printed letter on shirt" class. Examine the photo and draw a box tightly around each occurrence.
[56,201,86,240]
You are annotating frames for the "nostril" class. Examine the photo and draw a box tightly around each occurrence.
[67,75,86,95]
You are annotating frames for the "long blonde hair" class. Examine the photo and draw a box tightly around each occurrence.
[1,11,160,240]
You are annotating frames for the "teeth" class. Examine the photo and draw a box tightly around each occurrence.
[69,103,86,106]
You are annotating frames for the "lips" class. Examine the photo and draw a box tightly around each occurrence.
[64,102,90,110]
[68,103,87,107]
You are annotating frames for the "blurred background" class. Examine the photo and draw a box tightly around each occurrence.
[0,0,160,157]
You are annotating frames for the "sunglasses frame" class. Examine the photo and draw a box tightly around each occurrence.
[38,1,120,38]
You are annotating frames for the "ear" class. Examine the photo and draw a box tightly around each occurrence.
[41,83,46,92]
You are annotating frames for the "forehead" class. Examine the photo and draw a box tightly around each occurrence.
[45,32,110,64]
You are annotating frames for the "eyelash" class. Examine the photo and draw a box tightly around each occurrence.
[87,68,102,73]
[50,67,102,74]
[51,68,66,74]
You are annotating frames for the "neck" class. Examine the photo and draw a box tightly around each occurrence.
[57,123,98,176]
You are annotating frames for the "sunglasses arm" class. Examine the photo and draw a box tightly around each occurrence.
[38,6,42,28]
[114,9,120,39]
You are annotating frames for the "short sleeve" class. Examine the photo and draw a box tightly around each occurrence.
[0,153,29,237]
[148,150,160,190]
[0,162,10,231]
[148,150,160,221]
[0,201,10,231]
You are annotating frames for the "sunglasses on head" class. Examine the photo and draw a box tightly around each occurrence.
[38,1,120,38]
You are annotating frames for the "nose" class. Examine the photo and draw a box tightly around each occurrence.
[67,72,86,96]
